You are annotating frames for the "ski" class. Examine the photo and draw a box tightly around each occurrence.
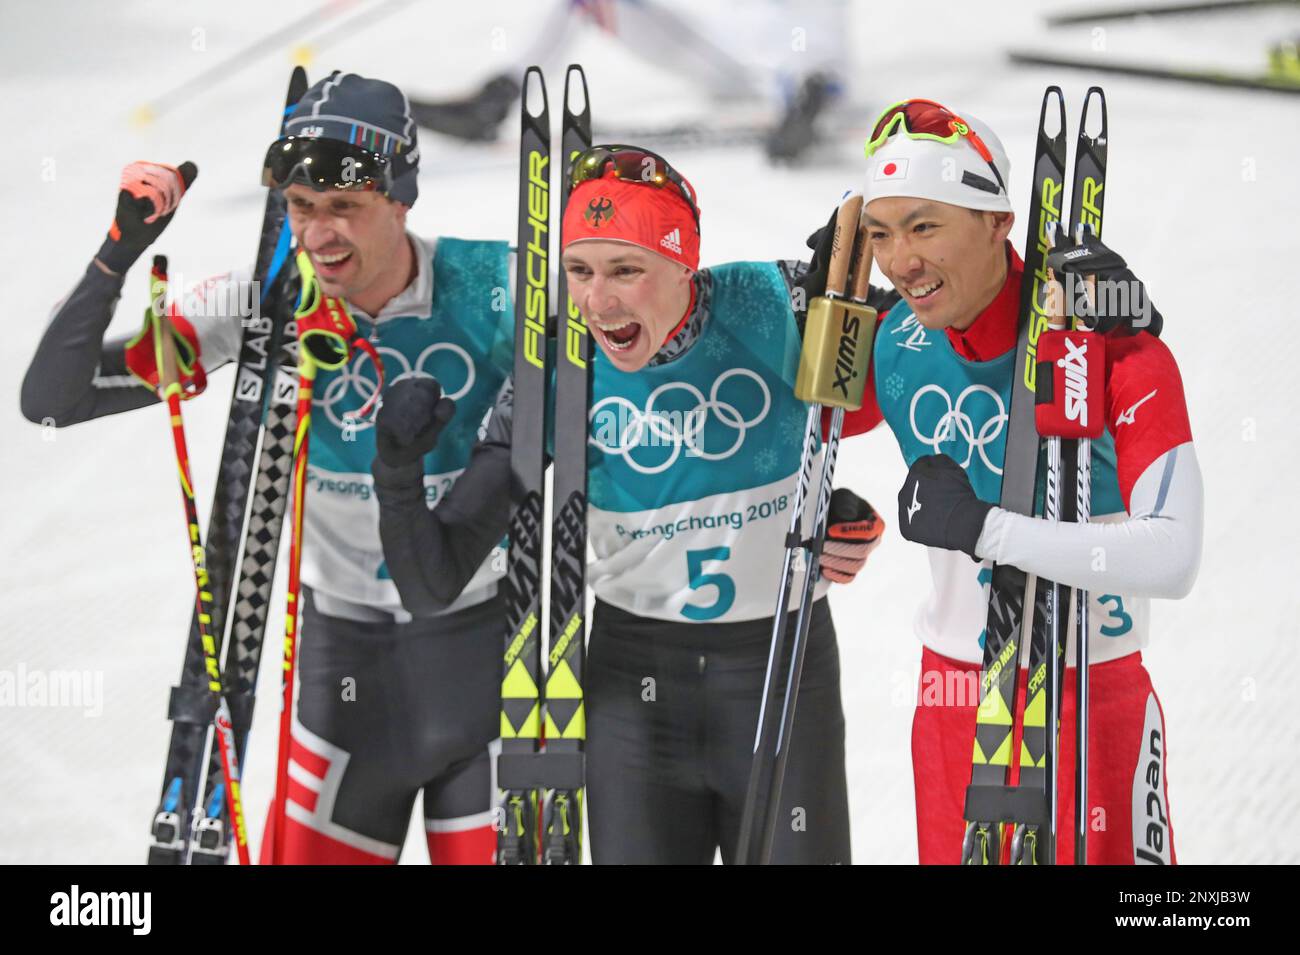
[189,254,303,864]
[590,99,877,154]
[961,86,1068,866]
[497,65,553,865]
[1044,0,1286,27]
[542,64,592,866]
[1062,86,1108,864]
[148,66,308,866]
[1008,51,1300,95]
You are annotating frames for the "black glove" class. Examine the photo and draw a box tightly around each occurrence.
[96,161,199,275]
[897,454,993,561]
[375,377,456,468]
[1047,233,1163,338]
[792,206,837,323]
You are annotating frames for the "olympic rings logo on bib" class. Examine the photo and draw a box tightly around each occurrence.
[589,368,772,475]
[909,383,1007,475]
[315,341,476,432]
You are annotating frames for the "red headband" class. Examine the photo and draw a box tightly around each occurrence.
[562,175,700,271]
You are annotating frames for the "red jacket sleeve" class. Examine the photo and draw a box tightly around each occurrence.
[1104,333,1193,510]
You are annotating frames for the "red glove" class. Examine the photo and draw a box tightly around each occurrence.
[819,488,884,584]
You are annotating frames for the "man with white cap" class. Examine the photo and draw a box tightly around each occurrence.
[800,98,1202,863]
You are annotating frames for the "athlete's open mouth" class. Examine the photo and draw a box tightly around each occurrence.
[313,249,354,276]
[594,318,642,353]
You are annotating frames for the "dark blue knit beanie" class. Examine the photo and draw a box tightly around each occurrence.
[285,72,420,206]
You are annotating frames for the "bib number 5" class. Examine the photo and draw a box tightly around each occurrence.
[682,547,735,622]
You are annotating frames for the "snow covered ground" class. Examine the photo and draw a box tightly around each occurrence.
[2,0,1298,864]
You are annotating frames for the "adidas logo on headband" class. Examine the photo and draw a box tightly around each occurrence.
[660,228,682,254]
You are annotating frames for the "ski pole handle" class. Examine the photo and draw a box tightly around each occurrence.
[824,193,863,298]
[150,256,188,398]
[1036,223,1106,441]
[848,219,873,305]
[148,256,174,392]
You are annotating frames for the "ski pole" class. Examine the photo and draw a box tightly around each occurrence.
[267,252,383,864]
[1074,399,1093,866]
[1033,230,1106,866]
[1070,219,1101,866]
[267,333,314,866]
[1022,220,1074,866]
[736,194,875,864]
[1067,85,1107,865]
[148,255,252,866]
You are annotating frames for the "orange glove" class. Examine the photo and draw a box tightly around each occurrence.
[819,488,884,583]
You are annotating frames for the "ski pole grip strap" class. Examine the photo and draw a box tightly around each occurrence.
[292,250,386,417]
[497,752,585,791]
[1034,329,1105,439]
[124,303,206,397]
[963,783,1050,828]
[296,299,357,370]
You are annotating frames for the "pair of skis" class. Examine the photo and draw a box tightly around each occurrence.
[148,67,308,865]
[497,65,592,865]
[961,86,1108,866]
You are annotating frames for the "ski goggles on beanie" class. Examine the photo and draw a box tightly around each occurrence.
[278,71,420,205]
[262,136,395,195]
[863,98,1012,213]
[563,145,701,270]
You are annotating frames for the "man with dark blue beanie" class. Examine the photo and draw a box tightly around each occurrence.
[23,72,514,864]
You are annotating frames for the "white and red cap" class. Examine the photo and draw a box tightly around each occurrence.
[864,107,1012,214]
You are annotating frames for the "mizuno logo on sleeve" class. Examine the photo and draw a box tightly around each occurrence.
[1117,388,1158,426]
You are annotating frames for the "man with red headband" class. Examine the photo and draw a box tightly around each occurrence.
[371,145,887,864]
[793,99,1202,863]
